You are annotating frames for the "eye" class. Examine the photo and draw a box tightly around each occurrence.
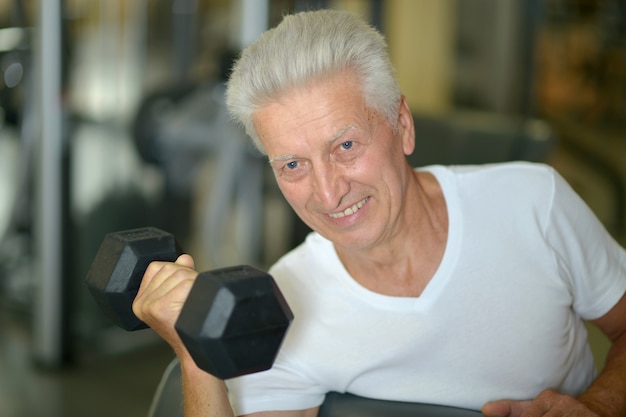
[275,159,308,182]
[334,139,361,163]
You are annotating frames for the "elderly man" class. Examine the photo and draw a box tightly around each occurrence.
[133,9,626,417]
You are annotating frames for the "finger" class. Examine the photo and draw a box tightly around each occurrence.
[135,261,169,300]
[176,253,195,270]
[140,260,171,286]
[132,269,195,326]
[142,267,195,302]
[133,261,195,318]
[138,263,198,308]
[148,255,197,287]
[521,390,594,417]
[482,400,532,417]
[136,278,194,320]
[140,260,192,293]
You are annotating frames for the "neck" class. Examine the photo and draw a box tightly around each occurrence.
[335,169,448,297]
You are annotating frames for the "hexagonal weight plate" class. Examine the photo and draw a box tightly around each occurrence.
[175,265,294,379]
[85,227,182,331]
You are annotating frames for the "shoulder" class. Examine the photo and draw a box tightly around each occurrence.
[420,161,557,190]
[422,162,558,209]
[268,232,337,296]
[445,161,556,184]
[269,233,333,275]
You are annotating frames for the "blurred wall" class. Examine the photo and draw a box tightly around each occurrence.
[385,0,456,114]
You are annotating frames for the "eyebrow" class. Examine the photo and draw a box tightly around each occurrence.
[269,154,297,164]
[269,125,357,164]
[327,125,357,146]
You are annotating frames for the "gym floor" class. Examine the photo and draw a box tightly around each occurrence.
[0,310,174,417]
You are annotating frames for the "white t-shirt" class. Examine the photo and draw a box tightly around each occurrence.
[227,162,626,414]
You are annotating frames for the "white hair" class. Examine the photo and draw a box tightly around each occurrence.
[225,9,402,154]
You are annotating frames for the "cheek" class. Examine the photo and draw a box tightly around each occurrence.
[276,180,308,210]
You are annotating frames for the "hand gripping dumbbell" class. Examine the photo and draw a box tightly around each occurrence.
[85,227,294,379]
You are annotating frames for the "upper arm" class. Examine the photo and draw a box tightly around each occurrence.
[242,406,319,417]
[591,291,626,343]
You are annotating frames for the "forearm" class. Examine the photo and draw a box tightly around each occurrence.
[180,354,235,417]
[578,333,626,417]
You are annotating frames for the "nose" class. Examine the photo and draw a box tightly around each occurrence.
[311,160,349,210]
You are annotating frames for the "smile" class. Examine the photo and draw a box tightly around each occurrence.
[328,197,368,219]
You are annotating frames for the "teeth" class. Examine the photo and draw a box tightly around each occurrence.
[328,198,367,219]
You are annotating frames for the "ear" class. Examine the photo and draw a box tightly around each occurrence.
[397,96,415,156]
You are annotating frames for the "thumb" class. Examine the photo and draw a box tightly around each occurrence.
[175,253,195,270]
[482,400,530,417]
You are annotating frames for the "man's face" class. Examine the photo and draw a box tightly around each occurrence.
[253,72,415,252]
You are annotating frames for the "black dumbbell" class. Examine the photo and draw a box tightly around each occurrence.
[85,227,294,379]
